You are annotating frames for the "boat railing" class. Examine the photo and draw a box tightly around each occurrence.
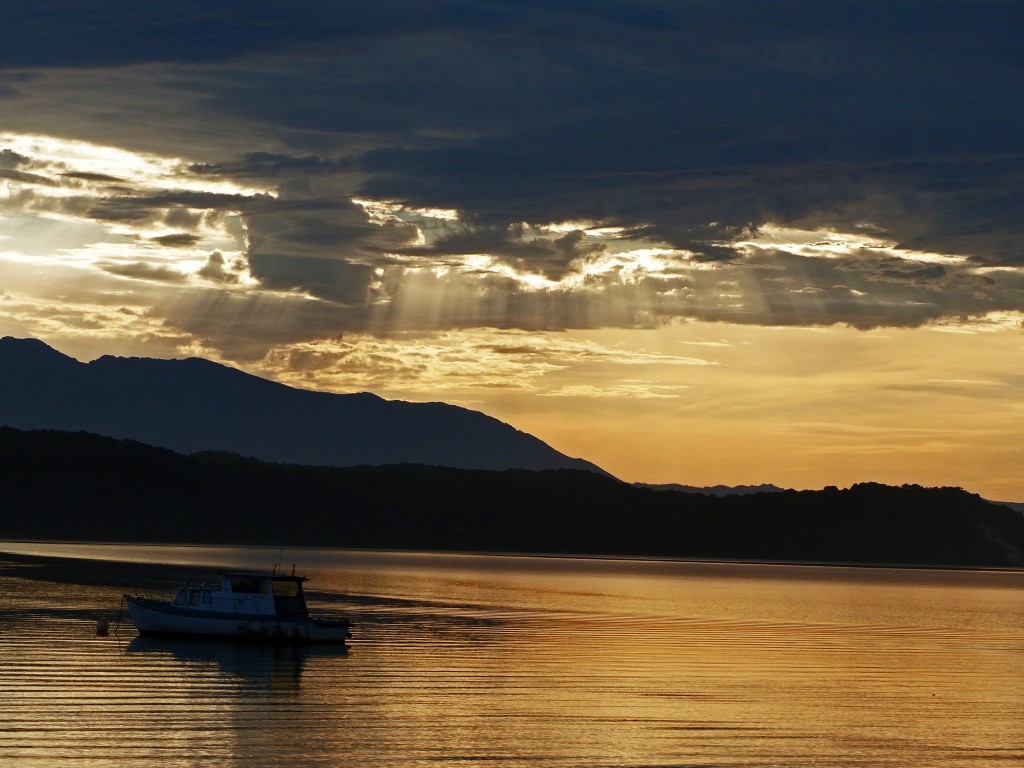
[232,597,268,618]
[131,587,177,602]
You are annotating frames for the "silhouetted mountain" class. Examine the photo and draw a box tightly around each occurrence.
[0,336,607,474]
[2,427,1023,568]
[637,482,785,496]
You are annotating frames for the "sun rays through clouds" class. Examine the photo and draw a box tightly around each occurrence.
[2,1,1024,497]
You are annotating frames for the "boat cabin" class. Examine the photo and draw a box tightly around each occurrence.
[170,572,311,620]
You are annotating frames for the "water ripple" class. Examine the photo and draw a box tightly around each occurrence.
[2,547,1023,767]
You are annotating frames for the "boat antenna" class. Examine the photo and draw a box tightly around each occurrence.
[272,548,283,575]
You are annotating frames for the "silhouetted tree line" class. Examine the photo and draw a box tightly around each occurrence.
[2,427,1022,568]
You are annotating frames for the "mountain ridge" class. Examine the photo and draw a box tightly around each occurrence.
[0,336,608,475]
[637,482,785,496]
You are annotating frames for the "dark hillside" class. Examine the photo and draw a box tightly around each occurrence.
[1,428,1022,568]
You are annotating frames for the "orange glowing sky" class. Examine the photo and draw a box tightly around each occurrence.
[2,3,1023,500]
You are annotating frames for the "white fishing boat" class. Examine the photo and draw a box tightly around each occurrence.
[124,570,351,644]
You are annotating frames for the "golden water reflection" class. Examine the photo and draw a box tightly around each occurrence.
[1,546,1023,766]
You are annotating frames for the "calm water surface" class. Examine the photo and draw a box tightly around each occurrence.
[1,542,1023,767]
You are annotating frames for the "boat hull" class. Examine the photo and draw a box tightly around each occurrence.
[125,596,350,643]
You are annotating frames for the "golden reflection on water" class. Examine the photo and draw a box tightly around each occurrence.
[1,546,1023,767]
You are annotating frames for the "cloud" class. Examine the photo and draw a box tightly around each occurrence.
[0,149,30,169]
[196,250,240,284]
[0,0,1022,354]
[541,383,690,400]
[392,224,609,281]
[0,1,371,69]
[190,152,356,181]
[151,232,201,247]
[0,168,58,186]
[61,171,124,183]
[247,252,374,303]
[98,261,188,283]
[252,329,716,395]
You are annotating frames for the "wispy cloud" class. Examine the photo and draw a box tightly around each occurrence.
[251,330,716,396]
[542,382,692,400]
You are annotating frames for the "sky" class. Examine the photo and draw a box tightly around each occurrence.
[1,1,1023,499]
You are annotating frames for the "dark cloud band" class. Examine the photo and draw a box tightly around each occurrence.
[1,0,1022,345]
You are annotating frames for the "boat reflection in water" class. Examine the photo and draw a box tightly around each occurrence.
[125,635,348,690]
[124,570,352,644]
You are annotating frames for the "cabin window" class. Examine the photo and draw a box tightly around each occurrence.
[188,590,199,606]
[272,580,301,597]
[202,590,212,604]
[230,577,268,594]
[173,591,186,606]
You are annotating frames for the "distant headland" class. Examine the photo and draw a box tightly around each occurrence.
[2,427,1022,569]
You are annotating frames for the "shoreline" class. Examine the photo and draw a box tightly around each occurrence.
[3,539,1024,577]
